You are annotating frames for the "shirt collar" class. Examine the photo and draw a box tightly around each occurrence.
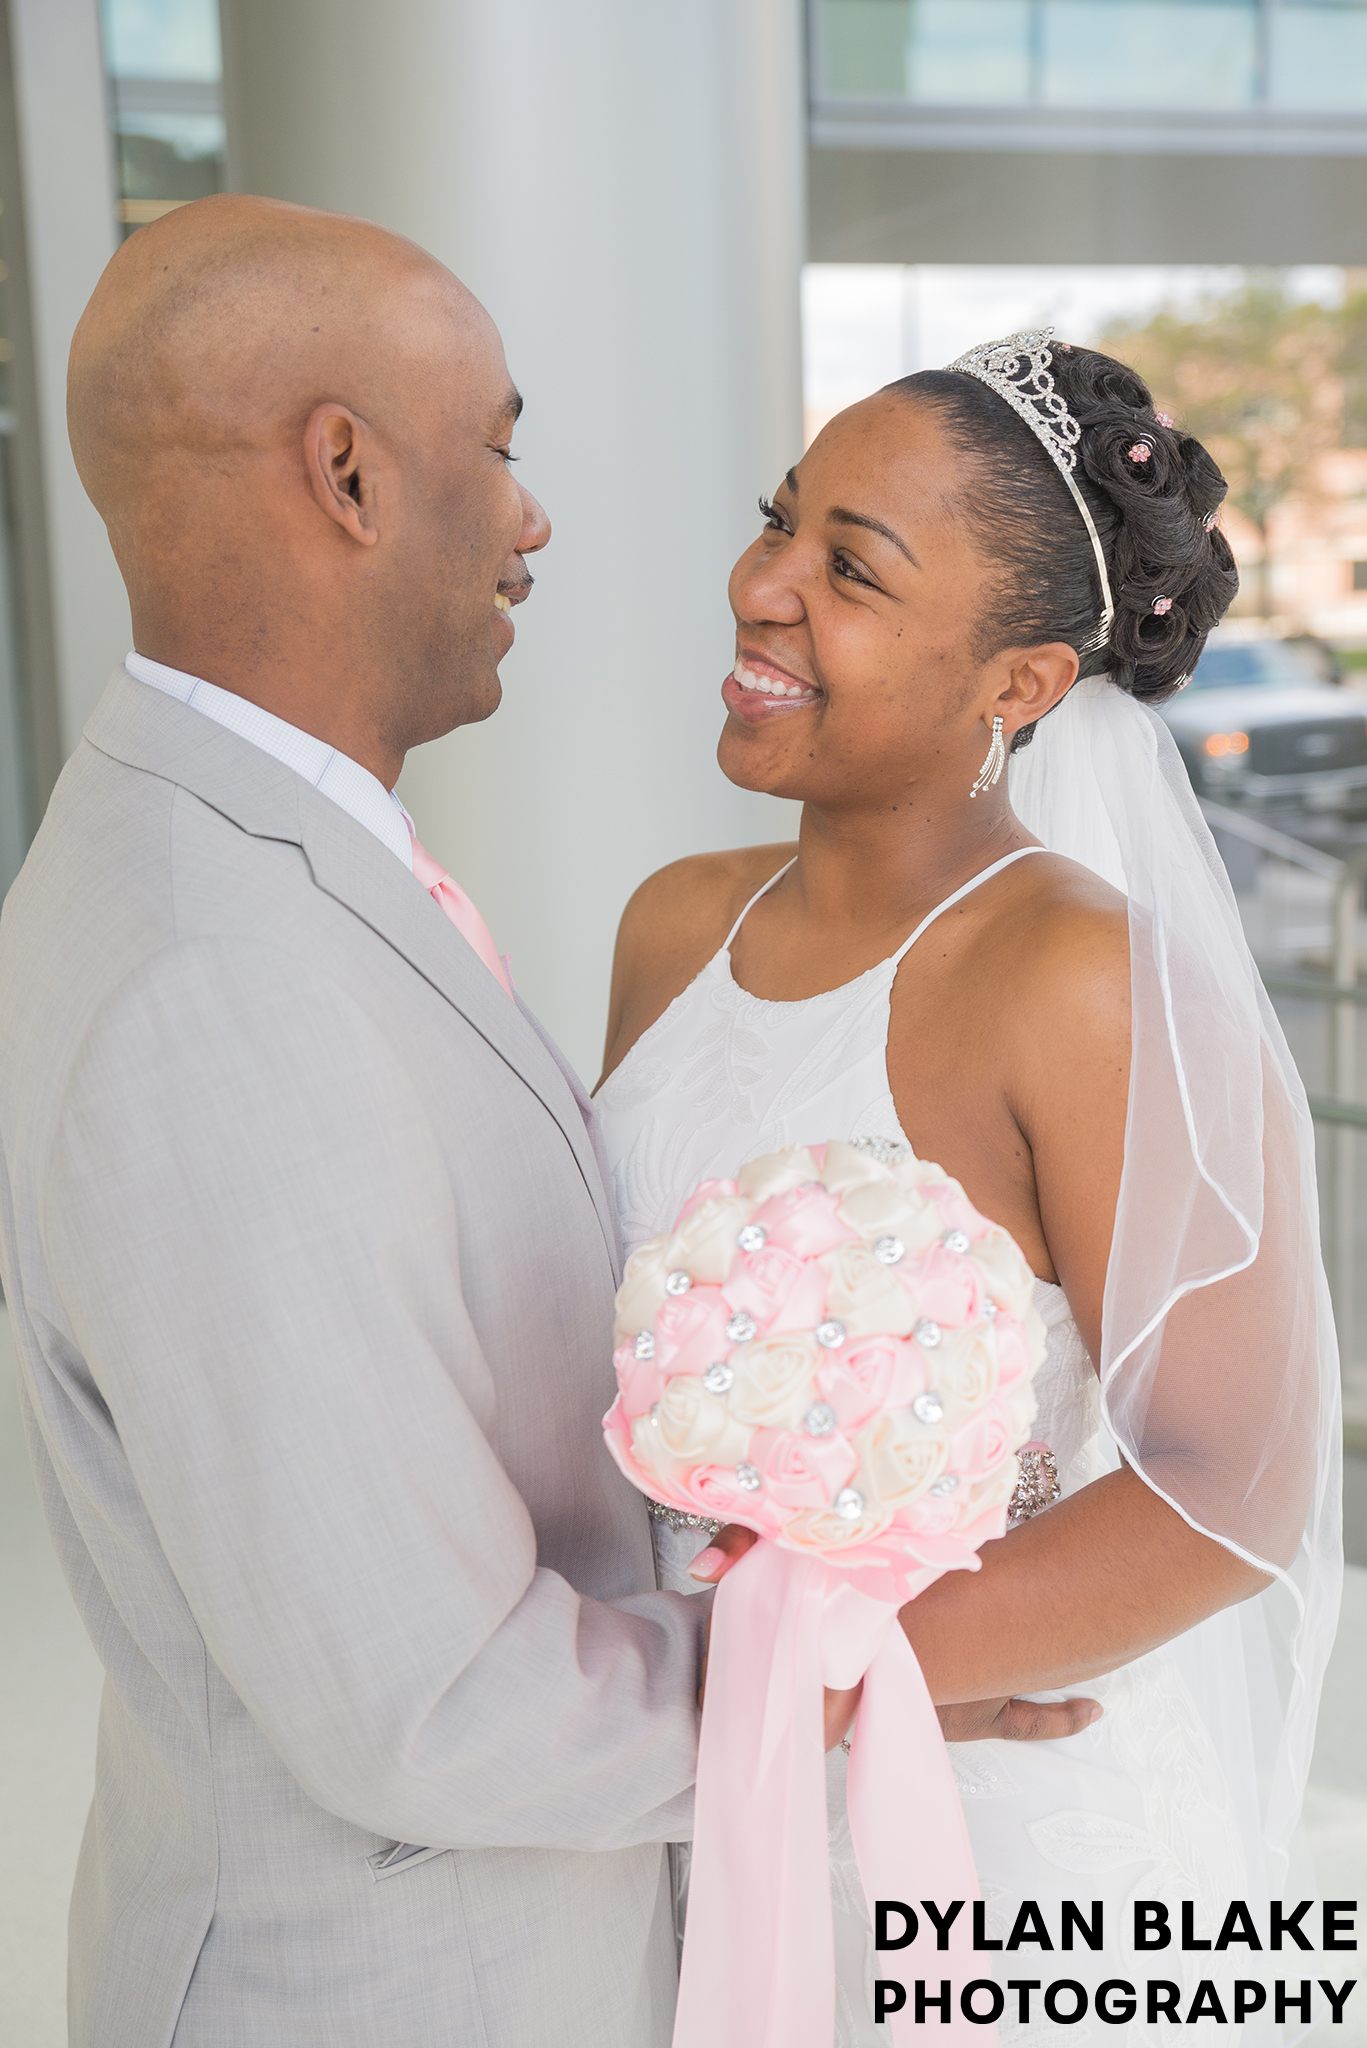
[123,652,413,871]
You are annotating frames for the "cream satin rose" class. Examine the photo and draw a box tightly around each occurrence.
[602,1139,1047,1600]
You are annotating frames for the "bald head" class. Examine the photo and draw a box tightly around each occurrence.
[68,194,547,782]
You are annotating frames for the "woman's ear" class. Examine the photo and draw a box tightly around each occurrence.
[998,641,1080,735]
[303,402,380,548]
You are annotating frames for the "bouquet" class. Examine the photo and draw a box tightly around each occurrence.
[603,1140,1045,2048]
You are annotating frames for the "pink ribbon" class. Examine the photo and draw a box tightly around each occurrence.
[673,1542,992,2048]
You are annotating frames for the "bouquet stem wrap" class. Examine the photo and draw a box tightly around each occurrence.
[673,1542,988,2048]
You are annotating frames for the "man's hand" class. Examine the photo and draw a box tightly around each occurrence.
[937,1696,1101,1742]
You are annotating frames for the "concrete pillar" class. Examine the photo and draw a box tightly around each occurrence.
[6,0,130,765]
[221,0,804,1078]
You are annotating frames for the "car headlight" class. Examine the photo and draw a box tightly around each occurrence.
[1203,731,1249,758]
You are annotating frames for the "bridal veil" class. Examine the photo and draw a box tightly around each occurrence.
[1010,677,1343,1900]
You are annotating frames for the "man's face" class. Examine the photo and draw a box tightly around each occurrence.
[374,289,549,754]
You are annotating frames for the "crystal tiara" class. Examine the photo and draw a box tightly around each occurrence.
[945,329,1115,655]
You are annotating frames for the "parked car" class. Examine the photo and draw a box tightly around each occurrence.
[1161,634,1367,815]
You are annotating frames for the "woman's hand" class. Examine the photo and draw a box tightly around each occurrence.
[937,1695,1101,1743]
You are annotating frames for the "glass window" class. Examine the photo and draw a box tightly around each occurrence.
[816,0,1367,112]
[1271,0,1367,110]
[101,0,224,235]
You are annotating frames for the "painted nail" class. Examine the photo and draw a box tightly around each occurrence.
[688,1546,726,1582]
[1089,1703,1104,1724]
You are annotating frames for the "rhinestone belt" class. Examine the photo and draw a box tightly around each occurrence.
[1007,1444,1062,1525]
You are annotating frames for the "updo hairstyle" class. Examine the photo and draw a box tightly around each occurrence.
[888,346,1239,750]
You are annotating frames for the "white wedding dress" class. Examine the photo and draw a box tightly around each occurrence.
[596,849,1253,2045]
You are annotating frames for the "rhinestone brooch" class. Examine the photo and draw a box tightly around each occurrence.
[850,1136,911,1166]
[725,1310,757,1344]
[912,1391,944,1425]
[914,1318,943,1349]
[815,1319,846,1350]
[873,1235,904,1265]
[665,1270,692,1296]
[804,1403,837,1437]
[703,1362,735,1395]
[736,1462,761,1491]
[634,1331,655,1361]
[982,1300,998,1320]
[834,1487,865,1521]
[737,1223,767,1252]
[942,1229,970,1255]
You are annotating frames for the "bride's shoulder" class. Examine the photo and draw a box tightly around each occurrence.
[1002,851,1131,1033]
[599,843,797,1085]
[615,842,798,969]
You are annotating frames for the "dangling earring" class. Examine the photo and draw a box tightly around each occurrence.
[970,716,1006,798]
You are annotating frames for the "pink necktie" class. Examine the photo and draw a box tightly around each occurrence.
[408,832,514,999]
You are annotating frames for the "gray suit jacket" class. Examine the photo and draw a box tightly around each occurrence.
[0,671,703,2048]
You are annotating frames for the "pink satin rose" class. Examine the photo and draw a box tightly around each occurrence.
[817,1336,925,1433]
[613,1338,663,1416]
[991,1312,1033,1391]
[752,1183,857,1260]
[603,1394,686,1501]
[652,1285,733,1380]
[750,1425,858,1509]
[723,1242,830,1335]
[892,1490,963,1537]
[681,1461,787,1534]
[947,1401,1013,1481]
[673,1176,741,1226]
[898,1240,982,1328]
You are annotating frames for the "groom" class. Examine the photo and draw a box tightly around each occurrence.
[0,196,709,2047]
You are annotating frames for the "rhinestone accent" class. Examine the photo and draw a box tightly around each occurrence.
[725,1310,757,1344]
[1008,1445,1062,1526]
[942,1229,970,1255]
[930,1474,959,1496]
[737,1223,768,1252]
[850,1136,911,1166]
[634,1331,655,1361]
[703,1362,735,1395]
[982,1299,998,1320]
[815,1319,846,1349]
[665,1269,692,1296]
[804,1402,837,1437]
[736,1462,761,1492]
[914,1318,943,1349]
[834,1486,865,1520]
[873,1235,905,1265]
[912,1391,944,1425]
[646,1498,722,1537]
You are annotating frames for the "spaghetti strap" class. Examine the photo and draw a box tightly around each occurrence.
[888,844,1050,968]
[723,857,797,952]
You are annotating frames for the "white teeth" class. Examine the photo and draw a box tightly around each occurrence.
[733,657,744,681]
[494,594,511,612]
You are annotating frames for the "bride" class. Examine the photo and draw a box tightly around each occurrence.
[594,336,1341,2042]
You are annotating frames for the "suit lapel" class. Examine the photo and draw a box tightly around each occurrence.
[84,671,622,1273]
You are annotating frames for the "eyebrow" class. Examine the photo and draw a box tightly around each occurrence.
[829,507,919,567]
[500,388,524,423]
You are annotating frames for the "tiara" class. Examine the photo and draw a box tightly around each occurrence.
[945,329,1114,655]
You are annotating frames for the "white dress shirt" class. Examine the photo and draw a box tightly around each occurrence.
[123,651,414,871]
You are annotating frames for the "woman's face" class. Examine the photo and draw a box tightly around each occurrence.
[721,394,1060,810]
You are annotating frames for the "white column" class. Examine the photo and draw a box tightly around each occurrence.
[221,0,805,1079]
[9,0,130,755]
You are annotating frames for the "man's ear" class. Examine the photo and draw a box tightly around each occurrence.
[998,641,1079,735]
[303,402,379,547]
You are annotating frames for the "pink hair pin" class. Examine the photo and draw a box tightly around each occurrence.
[1128,441,1152,464]
[1155,410,1174,428]
[1153,596,1173,615]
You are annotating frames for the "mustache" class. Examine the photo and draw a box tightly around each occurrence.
[497,570,534,602]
